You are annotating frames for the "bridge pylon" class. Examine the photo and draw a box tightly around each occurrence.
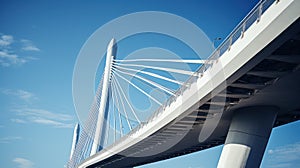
[217,106,278,168]
[90,38,117,156]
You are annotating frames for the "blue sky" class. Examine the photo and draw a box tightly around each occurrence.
[1,0,300,168]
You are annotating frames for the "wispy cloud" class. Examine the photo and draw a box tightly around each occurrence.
[16,108,73,121]
[31,118,73,128]
[0,136,22,143]
[0,34,14,47]
[2,88,74,128]
[13,158,34,168]
[265,142,300,168]
[11,118,27,124]
[14,108,74,128]
[0,50,27,67]
[0,33,40,67]
[21,39,40,51]
[1,89,37,102]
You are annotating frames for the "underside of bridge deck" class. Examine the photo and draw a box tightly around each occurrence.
[88,17,300,168]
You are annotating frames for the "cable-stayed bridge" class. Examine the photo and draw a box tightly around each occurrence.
[68,0,300,167]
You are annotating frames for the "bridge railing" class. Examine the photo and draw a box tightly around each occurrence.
[144,0,276,127]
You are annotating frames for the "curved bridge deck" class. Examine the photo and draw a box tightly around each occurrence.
[78,0,300,167]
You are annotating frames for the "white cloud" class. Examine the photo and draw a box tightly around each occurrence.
[11,118,27,124]
[13,158,34,168]
[14,108,74,128]
[22,46,40,51]
[265,142,300,168]
[16,108,73,121]
[2,88,74,128]
[1,89,36,102]
[17,90,35,101]
[0,50,27,67]
[0,34,14,47]
[0,136,22,143]
[0,33,39,67]
[20,39,40,51]
[31,117,73,128]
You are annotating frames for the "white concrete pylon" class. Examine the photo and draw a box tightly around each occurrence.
[90,38,117,156]
[70,123,80,160]
[217,106,278,168]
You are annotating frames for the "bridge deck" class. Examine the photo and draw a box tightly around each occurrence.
[79,0,300,167]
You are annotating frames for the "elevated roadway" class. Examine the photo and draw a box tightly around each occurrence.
[79,0,300,167]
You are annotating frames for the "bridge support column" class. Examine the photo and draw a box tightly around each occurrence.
[217,106,278,168]
[90,38,117,156]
